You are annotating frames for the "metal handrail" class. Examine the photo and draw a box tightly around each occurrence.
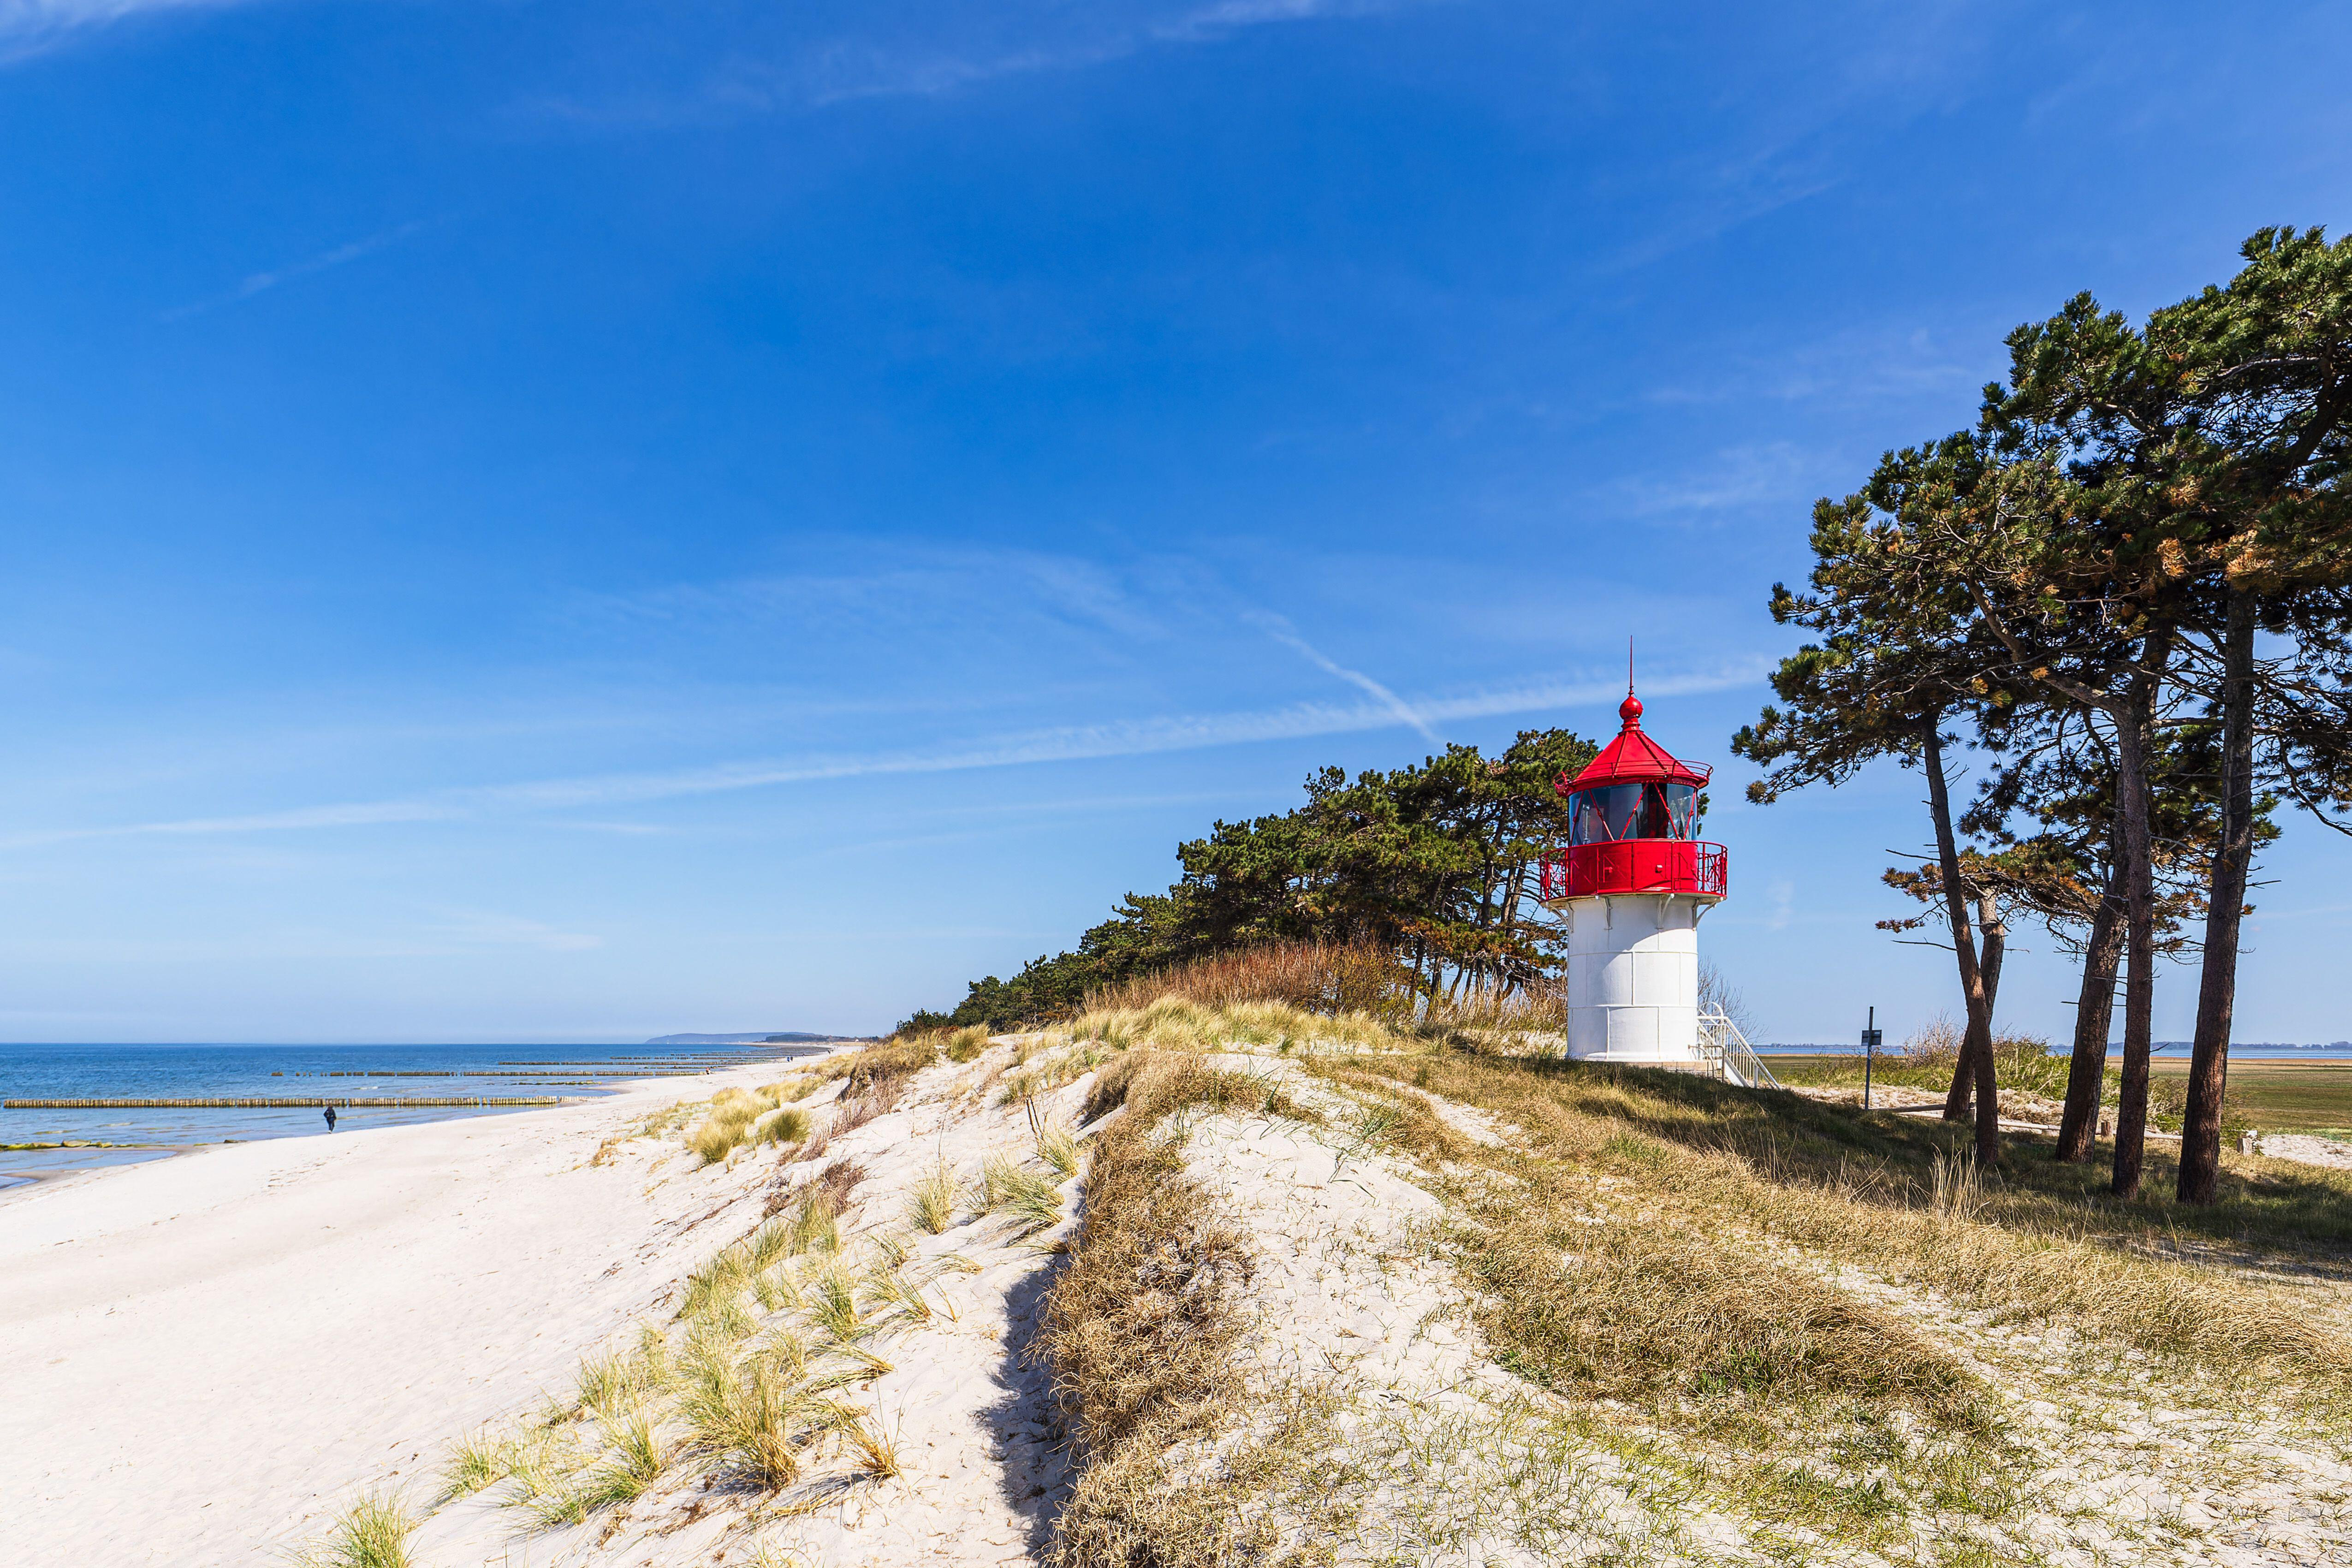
[1539,841,1728,902]
[1697,1009,1780,1090]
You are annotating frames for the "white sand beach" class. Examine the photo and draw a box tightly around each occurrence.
[13,1027,2350,1568]
[0,1063,814,1565]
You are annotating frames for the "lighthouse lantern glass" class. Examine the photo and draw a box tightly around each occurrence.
[1568,781,1699,845]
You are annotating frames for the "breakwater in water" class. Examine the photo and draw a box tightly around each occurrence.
[0,1039,844,1190]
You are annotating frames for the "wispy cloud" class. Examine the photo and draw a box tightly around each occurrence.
[809,0,1412,106]
[1609,442,1821,520]
[1248,611,1440,745]
[2,0,251,61]
[1,658,1770,849]
[569,542,1169,644]
[551,0,1429,123]
[1645,325,1990,410]
[159,217,442,321]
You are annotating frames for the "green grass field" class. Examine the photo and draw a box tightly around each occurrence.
[1767,1053,2352,1140]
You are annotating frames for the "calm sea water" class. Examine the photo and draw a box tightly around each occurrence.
[0,1041,828,1192]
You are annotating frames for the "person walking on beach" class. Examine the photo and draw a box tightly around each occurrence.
[323,1106,338,1133]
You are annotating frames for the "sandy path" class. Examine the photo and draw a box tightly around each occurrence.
[0,1063,798,1567]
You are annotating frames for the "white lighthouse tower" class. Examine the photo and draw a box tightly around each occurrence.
[1539,685,1728,1066]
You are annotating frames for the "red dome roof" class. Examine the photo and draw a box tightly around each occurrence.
[1558,689,1712,794]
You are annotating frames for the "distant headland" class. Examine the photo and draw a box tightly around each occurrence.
[641,1032,866,1045]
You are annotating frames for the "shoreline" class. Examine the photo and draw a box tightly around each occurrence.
[0,1051,833,1198]
[0,1050,839,1564]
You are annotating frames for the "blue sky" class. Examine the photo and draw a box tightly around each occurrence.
[1,0,2348,1043]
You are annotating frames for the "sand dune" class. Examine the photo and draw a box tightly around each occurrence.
[0,1064,800,1565]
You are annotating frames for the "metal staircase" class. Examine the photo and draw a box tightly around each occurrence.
[1697,1010,1781,1090]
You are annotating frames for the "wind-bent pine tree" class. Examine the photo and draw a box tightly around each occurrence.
[2138,228,2352,1203]
[1955,713,2246,1161]
[1734,452,2019,1168]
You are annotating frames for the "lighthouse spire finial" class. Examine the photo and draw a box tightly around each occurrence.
[1618,637,1643,730]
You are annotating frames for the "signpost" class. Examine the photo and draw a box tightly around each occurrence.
[1863,1007,1883,1109]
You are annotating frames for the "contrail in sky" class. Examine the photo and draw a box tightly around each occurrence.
[1247,612,1442,746]
[158,217,444,321]
[0,659,1769,850]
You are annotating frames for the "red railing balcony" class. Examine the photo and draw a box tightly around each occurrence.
[1539,840,1727,902]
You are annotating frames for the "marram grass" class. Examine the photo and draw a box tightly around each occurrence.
[301,1491,418,1568]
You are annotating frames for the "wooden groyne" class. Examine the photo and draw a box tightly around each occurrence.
[6,1096,573,1109]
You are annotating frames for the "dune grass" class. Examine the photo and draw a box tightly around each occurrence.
[826,1035,940,1100]
[1033,1115,1082,1177]
[908,1159,959,1234]
[835,1409,904,1479]
[1324,1050,2352,1392]
[750,1106,811,1148]
[975,1147,1069,1235]
[565,1408,669,1516]
[1065,995,1403,1057]
[1035,1051,1267,1567]
[938,1024,992,1062]
[302,1491,419,1568]
[1030,991,2352,1566]
[682,1357,816,1489]
[1458,1184,1990,1431]
[999,1162,1069,1236]
[1777,1017,2078,1100]
[806,1262,866,1341]
[684,1083,820,1165]
[438,1428,510,1502]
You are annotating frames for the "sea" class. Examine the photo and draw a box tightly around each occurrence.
[0,1040,837,1192]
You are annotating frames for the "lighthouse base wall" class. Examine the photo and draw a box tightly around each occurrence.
[1560,894,1711,1063]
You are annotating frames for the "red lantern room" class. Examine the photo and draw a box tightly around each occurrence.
[1540,689,1728,903]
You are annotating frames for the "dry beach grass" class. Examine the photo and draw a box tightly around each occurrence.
[10,993,2352,1566]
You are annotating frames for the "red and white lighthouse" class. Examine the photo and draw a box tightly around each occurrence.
[1539,685,1728,1064]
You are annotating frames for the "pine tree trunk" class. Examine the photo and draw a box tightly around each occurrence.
[2110,626,2172,1199]
[2178,591,2259,1204]
[1978,889,2008,1014]
[1922,718,2001,1166]
[2055,859,2126,1163]
[1945,886,2008,1114]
